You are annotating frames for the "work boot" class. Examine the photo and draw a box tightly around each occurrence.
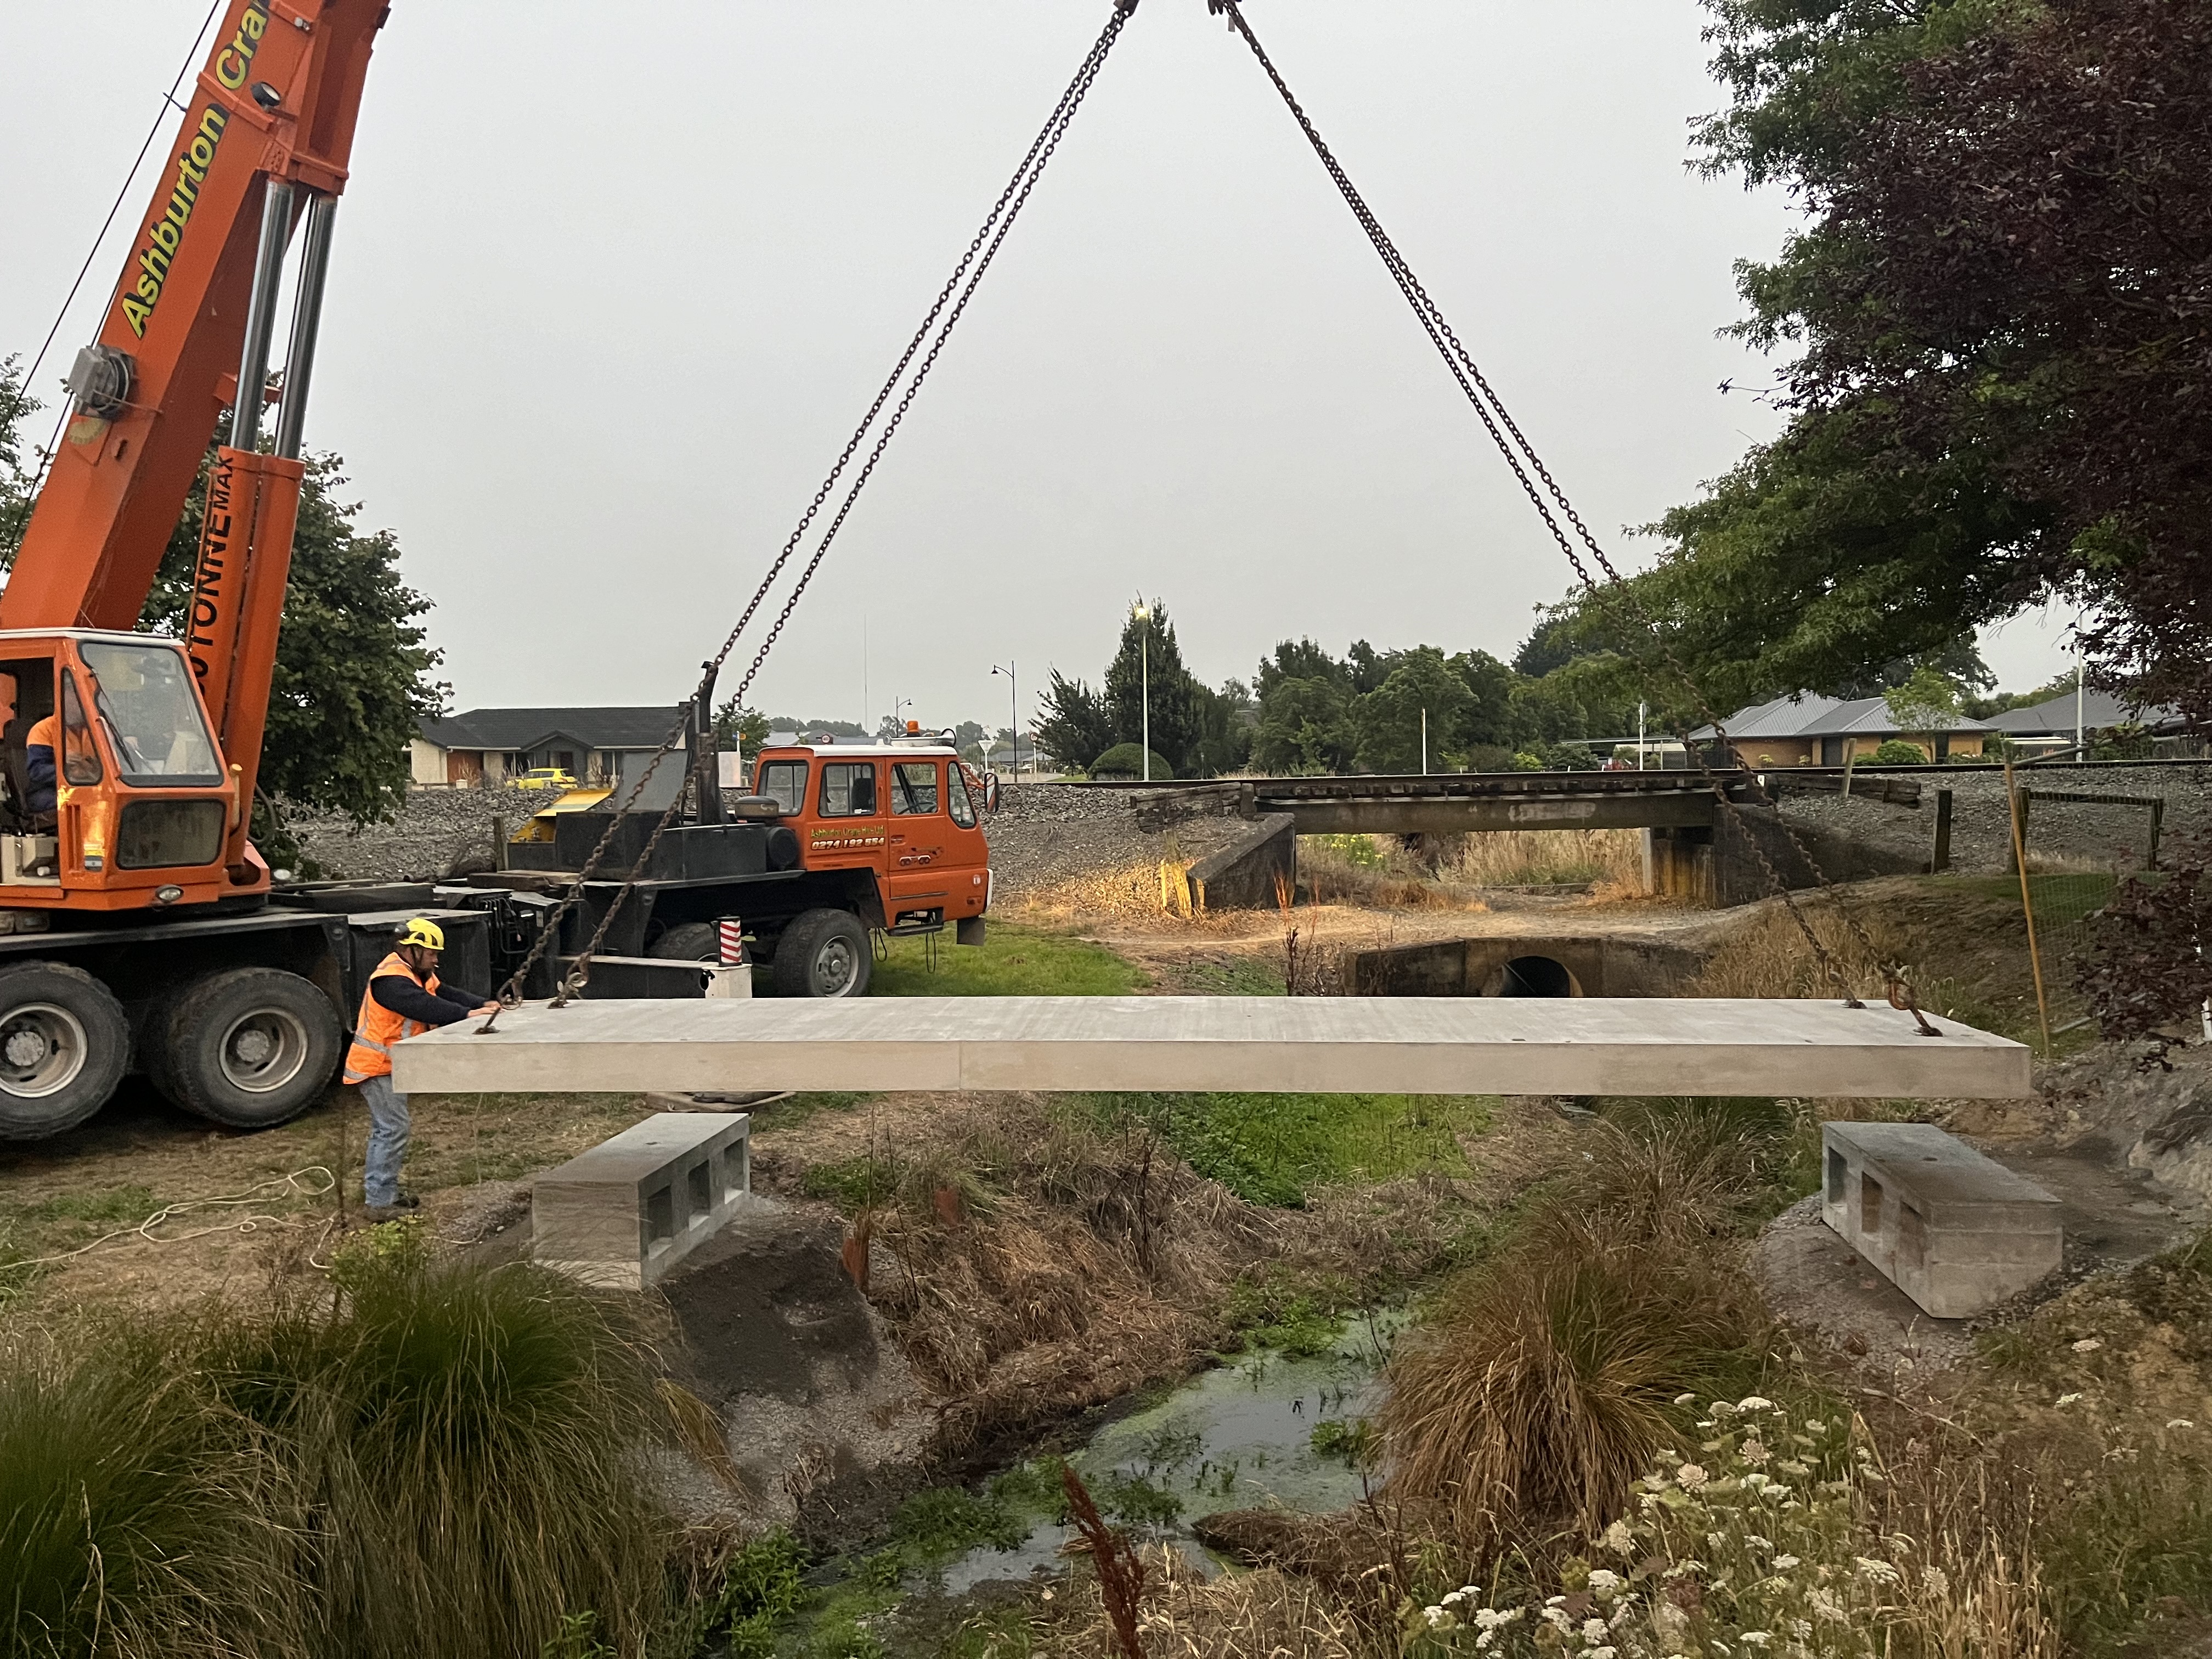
[363,1191,421,1223]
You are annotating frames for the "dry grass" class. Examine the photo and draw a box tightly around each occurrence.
[1040,1544,1369,1659]
[848,1102,1277,1446]
[1438,828,1646,890]
[1014,860,1248,931]
[1690,890,1920,1000]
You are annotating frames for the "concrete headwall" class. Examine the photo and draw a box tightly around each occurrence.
[1647,807,1928,908]
[1342,932,1712,998]
[1185,814,1297,912]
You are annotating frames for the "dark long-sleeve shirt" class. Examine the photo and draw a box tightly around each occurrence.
[370,974,486,1028]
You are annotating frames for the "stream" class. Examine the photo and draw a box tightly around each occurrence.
[934,1310,1400,1595]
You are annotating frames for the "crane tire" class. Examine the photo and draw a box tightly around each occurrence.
[647,922,720,962]
[771,910,873,999]
[0,961,129,1141]
[145,968,343,1131]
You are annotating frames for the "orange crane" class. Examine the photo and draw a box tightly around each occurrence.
[0,1,999,1143]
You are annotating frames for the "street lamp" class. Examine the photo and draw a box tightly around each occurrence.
[1132,602,1151,782]
[991,662,1019,781]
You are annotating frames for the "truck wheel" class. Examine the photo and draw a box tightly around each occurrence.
[772,910,872,998]
[0,962,129,1141]
[146,969,343,1130]
[647,922,719,962]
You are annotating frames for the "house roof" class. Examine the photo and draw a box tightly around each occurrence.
[417,706,687,754]
[1693,693,1991,742]
[1980,689,2183,735]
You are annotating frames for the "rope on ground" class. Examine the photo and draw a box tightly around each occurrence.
[0,1166,337,1273]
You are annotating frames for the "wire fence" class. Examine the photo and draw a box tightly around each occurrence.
[2004,768,2166,1045]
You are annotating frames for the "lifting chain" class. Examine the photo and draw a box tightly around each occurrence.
[1214,0,1938,1034]
[480,1,1142,1029]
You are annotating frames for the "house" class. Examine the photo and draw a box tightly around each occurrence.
[411,707,688,789]
[1979,688,2192,757]
[1692,693,1995,767]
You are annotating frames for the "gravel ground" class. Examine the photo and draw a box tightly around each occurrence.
[981,782,1252,900]
[1773,762,2209,875]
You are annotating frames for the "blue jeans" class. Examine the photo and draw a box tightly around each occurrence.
[360,1074,410,1208]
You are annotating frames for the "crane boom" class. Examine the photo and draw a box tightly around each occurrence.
[3,0,384,639]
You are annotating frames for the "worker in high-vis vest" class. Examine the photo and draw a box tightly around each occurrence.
[346,918,498,1218]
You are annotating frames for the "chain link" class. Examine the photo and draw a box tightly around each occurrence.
[1219,0,1934,1029]
[479,3,1141,1026]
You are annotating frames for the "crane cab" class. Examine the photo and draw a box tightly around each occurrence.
[0,630,249,915]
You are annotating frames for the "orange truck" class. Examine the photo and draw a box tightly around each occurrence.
[0,1,990,1141]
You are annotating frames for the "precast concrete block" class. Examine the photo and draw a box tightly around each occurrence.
[1820,1121,2061,1318]
[532,1111,752,1289]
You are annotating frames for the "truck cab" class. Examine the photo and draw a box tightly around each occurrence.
[741,736,991,992]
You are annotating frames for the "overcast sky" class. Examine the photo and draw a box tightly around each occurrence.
[5,1,2075,733]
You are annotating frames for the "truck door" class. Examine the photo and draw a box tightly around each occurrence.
[808,759,887,872]
[942,762,990,921]
[886,760,949,926]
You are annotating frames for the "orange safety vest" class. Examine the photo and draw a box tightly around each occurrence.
[343,952,441,1084]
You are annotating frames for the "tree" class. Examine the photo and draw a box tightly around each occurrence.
[1104,600,1205,775]
[1638,0,2212,721]
[144,443,445,828]
[1352,649,1470,772]
[1882,664,1962,754]
[0,357,36,562]
[1447,650,1517,750]
[1255,637,1346,698]
[712,698,769,752]
[1034,669,1114,772]
[1511,613,1579,679]
[1252,677,1355,774]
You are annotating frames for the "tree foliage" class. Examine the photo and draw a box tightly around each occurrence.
[144,444,446,825]
[1575,0,2212,723]
[3,372,444,828]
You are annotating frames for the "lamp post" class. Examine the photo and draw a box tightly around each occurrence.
[991,662,1019,781]
[1420,708,1429,776]
[1132,602,1151,782]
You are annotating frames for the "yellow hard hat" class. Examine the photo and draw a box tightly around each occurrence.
[397,918,445,951]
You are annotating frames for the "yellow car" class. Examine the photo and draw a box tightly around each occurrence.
[512,767,578,791]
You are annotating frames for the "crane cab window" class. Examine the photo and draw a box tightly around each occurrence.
[890,762,939,816]
[77,642,221,785]
[58,672,103,786]
[819,761,877,817]
[947,765,977,828]
[755,759,807,815]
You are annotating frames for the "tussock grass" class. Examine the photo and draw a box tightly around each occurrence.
[1691,892,1918,1001]
[1380,1118,1764,1552]
[1041,1544,1364,1659]
[1439,828,1645,890]
[0,1325,302,1658]
[1,1231,678,1659]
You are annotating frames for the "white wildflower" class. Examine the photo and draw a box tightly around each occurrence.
[1804,1418,1827,1432]
[1587,1569,1623,1598]
[1776,1459,1812,1477]
[1674,1392,1698,1406]
[1664,1560,1707,1579]
[2168,1419,2197,1431]
[1790,1620,1813,1639]
[1474,1633,1497,1651]
[1422,1606,1452,1629]
[2056,1393,2083,1408]
[1855,1557,1903,1584]
[2071,1338,2102,1353]
[1746,1534,1774,1551]
[1587,1649,1617,1659]
[1546,1595,1567,1607]
[1697,1420,1717,1430]
[1711,1401,1739,1418]
[1740,1634,1775,1649]
[1585,1617,1611,1643]
[1810,1588,1848,1621]
[1601,1519,1637,1555]
[1678,1463,1710,1491]
[1737,1396,1777,1413]
[1741,1437,1773,1466]
[1923,1565,1951,1598]
[1773,1554,1802,1570]
[1473,1609,1521,1632]
[1441,1590,1468,1606]
[1707,1531,1728,1550]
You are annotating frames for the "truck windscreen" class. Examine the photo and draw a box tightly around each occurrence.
[78,641,223,786]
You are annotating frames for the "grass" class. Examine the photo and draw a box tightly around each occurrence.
[1,1223,681,1659]
[1074,1091,1493,1207]
[871,923,1144,997]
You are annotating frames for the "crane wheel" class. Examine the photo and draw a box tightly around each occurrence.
[0,962,130,1141]
[647,922,720,962]
[145,968,343,1130]
[771,910,873,998]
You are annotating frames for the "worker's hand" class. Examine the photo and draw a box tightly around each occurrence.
[473,1002,500,1017]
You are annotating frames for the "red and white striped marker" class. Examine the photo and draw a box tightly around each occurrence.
[716,918,747,966]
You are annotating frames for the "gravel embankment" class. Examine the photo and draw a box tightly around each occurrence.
[1773,762,2209,875]
[283,786,543,882]
[281,778,1234,895]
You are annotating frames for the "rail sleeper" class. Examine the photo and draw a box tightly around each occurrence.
[1821,1121,2061,1318]
[532,1111,752,1289]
